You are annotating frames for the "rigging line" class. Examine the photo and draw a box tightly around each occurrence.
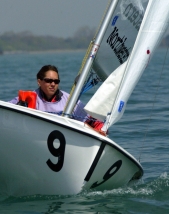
[62,0,112,116]
[62,40,93,115]
[93,0,112,39]
[81,74,99,94]
[138,46,169,163]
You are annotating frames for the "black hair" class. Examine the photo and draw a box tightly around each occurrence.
[36,65,60,80]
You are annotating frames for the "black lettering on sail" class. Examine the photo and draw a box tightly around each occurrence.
[123,3,133,17]
[123,3,144,31]
[135,14,143,31]
[114,43,130,64]
[107,27,119,48]
[128,6,137,23]
[132,11,139,27]
[122,48,130,62]
[113,36,125,50]
[114,36,127,50]
[107,27,130,64]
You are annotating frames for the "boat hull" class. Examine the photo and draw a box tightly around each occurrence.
[0,101,143,196]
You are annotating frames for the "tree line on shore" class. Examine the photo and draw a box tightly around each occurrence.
[0,26,96,54]
[0,26,168,54]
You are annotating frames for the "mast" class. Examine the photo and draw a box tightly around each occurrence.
[63,0,119,118]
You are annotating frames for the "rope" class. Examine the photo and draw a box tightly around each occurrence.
[80,73,101,94]
[62,40,94,115]
[93,0,112,39]
[138,46,169,162]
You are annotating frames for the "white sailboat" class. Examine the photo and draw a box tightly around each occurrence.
[0,0,168,196]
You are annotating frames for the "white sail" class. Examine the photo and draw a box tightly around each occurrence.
[84,60,128,121]
[93,0,149,81]
[85,0,169,130]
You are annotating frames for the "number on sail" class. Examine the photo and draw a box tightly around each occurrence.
[90,160,122,188]
[46,130,66,172]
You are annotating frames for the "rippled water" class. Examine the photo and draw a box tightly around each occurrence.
[0,48,169,213]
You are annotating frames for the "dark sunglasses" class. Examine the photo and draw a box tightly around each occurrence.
[43,78,60,84]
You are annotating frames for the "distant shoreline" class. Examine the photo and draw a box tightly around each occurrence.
[3,46,167,55]
[4,49,86,55]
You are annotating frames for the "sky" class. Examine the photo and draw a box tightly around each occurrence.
[0,0,110,38]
